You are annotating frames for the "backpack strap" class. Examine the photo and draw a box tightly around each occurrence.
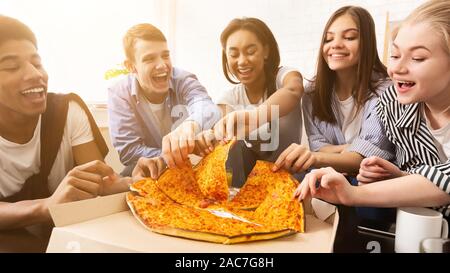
[65,93,108,158]
[1,93,69,202]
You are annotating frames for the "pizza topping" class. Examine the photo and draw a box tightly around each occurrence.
[195,141,235,201]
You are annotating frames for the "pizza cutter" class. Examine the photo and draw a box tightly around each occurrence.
[225,140,258,188]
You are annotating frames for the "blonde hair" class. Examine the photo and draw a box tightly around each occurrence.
[392,0,450,54]
[123,23,166,62]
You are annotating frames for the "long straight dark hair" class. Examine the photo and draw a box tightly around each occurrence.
[312,6,388,123]
[220,17,281,97]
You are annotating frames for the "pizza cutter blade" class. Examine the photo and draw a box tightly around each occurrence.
[225,140,258,188]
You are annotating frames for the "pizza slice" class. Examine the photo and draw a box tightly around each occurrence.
[252,176,305,233]
[129,178,156,197]
[130,162,216,209]
[194,141,235,202]
[155,162,215,208]
[229,160,283,209]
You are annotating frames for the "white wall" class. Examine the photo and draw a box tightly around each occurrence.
[0,0,162,103]
[170,0,427,102]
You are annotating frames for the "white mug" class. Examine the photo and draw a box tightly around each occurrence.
[395,207,448,253]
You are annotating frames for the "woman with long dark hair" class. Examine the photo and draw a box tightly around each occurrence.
[273,6,394,175]
[196,17,304,166]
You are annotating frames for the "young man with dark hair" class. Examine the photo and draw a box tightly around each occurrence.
[0,15,131,252]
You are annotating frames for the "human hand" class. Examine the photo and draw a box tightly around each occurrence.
[272,143,316,173]
[162,120,200,168]
[293,167,355,206]
[213,109,258,143]
[132,156,166,180]
[357,156,404,184]
[46,160,115,206]
[193,129,216,157]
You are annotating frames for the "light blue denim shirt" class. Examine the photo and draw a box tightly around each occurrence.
[107,67,221,166]
[302,78,395,161]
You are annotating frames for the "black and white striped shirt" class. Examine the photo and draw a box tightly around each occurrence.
[377,85,450,218]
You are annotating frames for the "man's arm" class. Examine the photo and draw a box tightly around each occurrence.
[181,73,222,131]
[72,141,131,194]
[0,141,112,231]
[107,87,162,165]
[162,71,221,168]
[0,100,128,231]
[0,199,50,230]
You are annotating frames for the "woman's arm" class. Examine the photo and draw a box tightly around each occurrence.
[258,71,304,120]
[296,168,450,209]
[313,151,363,175]
[353,174,450,208]
[213,71,303,141]
[318,144,349,153]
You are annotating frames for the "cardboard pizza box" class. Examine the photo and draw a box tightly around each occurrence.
[46,192,339,253]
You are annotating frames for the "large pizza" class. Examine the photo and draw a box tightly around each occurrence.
[127,143,305,244]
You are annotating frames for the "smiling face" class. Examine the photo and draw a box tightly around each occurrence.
[388,22,450,106]
[127,39,172,102]
[322,14,360,72]
[0,39,48,118]
[225,29,269,87]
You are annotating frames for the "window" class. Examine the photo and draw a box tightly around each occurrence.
[0,0,162,103]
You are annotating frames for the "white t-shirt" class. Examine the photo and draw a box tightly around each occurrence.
[140,94,172,137]
[423,109,450,163]
[217,66,295,107]
[337,95,364,144]
[0,101,94,198]
[216,66,303,159]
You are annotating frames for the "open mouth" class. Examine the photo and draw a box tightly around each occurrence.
[329,53,349,58]
[21,87,46,101]
[237,67,253,78]
[397,80,416,89]
[152,72,168,84]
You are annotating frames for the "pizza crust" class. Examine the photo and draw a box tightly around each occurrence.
[127,192,295,244]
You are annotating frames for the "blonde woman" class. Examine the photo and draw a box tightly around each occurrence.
[296,0,450,222]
